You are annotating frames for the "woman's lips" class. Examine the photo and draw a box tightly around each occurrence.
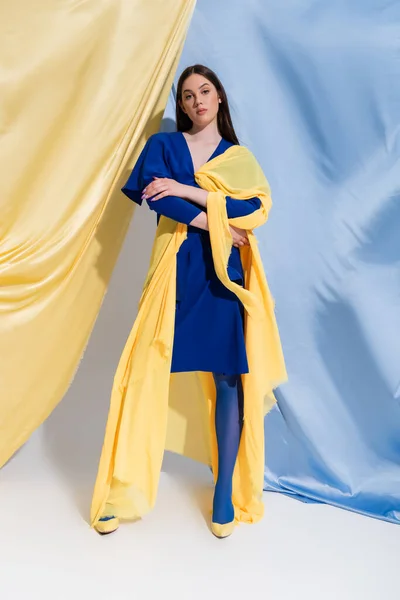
[197,108,207,115]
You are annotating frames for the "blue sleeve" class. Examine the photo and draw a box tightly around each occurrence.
[225,196,262,218]
[121,134,202,225]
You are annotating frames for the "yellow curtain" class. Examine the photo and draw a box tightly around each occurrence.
[0,0,196,468]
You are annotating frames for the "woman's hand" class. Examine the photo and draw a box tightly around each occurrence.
[230,225,249,248]
[142,177,187,202]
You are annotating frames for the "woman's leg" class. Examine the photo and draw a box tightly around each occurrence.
[212,372,244,524]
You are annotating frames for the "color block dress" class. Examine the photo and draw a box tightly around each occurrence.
[121,131,262,375]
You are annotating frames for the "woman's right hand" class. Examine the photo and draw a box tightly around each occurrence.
[229,225,249,248]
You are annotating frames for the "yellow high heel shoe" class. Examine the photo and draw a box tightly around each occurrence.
[94,516,119,535]
[211,519,235,539]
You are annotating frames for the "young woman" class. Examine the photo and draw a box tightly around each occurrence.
[91,64,287,539]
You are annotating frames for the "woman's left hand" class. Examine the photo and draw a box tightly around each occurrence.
[142,177,187,202]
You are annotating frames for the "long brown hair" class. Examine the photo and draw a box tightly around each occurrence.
[176,64,239,145]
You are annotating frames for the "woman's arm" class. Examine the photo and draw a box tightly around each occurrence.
[142,177,249,245]
[145,194,203,226]
[144,178,262,218]
[225,196,262,218]
[148,200,248,246]
[177,185,262,218]
[190,211,208,230]
[141,177,207,227]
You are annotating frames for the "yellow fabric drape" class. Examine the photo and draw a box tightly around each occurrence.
[90,146,287,528]
[0,0,196,468]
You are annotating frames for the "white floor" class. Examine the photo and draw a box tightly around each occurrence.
[0,429,399,600]
[1,212,398,599]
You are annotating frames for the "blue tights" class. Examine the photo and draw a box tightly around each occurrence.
[100,372,244,526]
[212,373,244,525]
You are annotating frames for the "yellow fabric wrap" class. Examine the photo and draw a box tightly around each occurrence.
[0,0,196,468]
[90,145,287,528]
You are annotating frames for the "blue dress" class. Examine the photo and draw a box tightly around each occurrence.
[121,131,262,375]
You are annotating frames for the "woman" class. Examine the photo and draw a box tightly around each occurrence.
[91,64,287,538]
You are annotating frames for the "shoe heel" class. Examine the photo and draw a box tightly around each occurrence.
[211,519,235,539]
[94,516,119,535]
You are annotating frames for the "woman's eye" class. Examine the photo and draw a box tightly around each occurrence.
[202,90,209,94]
[184,95,192,100]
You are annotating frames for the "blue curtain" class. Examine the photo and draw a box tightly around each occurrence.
[162,0,400,524]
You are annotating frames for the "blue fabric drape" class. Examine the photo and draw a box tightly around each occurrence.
[161,0,400,524]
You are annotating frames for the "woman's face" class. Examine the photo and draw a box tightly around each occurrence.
[179,73,221,128]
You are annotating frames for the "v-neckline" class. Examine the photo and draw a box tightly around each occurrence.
[179,131,224,174]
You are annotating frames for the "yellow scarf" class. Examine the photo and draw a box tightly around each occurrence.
[90,145,287,528]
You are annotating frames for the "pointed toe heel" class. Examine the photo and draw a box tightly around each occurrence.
[211,519,235,539]
[94,516,119,535]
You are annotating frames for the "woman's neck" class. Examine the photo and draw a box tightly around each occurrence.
[187,119,221,143]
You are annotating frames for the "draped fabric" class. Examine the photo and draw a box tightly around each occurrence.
[0,0,196,468]
[2,0,399,527]
[90,146,287,528]
[169,0,400,523]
